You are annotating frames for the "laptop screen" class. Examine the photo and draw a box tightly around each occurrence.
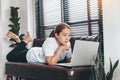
[71,40,99,66]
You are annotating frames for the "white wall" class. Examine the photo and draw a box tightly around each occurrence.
[0,0,11,79]
[103,0,120,80]
[0,0,35,80]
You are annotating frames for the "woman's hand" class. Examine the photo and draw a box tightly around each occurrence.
[59,44,71,50]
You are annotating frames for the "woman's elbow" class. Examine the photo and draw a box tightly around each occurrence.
[45,57,57,66]
[47,61,56,66]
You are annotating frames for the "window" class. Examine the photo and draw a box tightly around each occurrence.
[35,0,103,38]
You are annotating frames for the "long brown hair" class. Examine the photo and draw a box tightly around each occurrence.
[49,23,71,37]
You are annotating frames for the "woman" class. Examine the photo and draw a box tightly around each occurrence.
[6,23,72,66]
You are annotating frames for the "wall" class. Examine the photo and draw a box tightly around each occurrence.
[0,0,11,79]
[0,0,35,80]
[103,0,120,80]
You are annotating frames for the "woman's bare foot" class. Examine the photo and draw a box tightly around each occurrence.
[24,32,32,44]
[6,31,21,43]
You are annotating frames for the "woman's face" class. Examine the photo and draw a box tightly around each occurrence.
[55,28,71,45]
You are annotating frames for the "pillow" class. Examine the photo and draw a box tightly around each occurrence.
[70,34,100,51]
[33,38,45,47]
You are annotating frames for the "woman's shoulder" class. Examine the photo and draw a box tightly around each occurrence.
[42,37,57,47]
[44,37,56,43]
[46,37,56,41]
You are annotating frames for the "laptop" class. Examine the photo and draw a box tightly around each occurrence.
[55,40,99,67]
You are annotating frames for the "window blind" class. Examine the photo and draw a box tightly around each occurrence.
[43,0,62,37]
[68,0,88,22]
[43,0,61,26]
[90,0,99,35]
[35,0,103,38]
[66,0,99,37]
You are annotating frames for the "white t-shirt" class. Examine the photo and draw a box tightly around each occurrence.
[26,37,72,63]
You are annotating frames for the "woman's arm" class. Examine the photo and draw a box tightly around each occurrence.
[45,45,70,66]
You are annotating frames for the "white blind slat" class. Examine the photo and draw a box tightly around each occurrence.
[68,0,88,22]
[43,0,61,26]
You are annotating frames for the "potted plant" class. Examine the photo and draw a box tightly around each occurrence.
[8,6,25,47]
[93,54,119,80]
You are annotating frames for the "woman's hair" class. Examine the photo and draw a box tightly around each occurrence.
[49,23,71,37]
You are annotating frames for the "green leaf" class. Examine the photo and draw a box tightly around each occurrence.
[19,34,25,40]
[106,59,119,80]
[94,54,106,80]
[8,24,14,28]
[8,6,22,47]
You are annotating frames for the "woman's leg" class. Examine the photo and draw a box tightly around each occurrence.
[6,41,28,62]
[6,31,21,43]
[6,31,32,62]
[6,31,32,44]
[23,31,32,44]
